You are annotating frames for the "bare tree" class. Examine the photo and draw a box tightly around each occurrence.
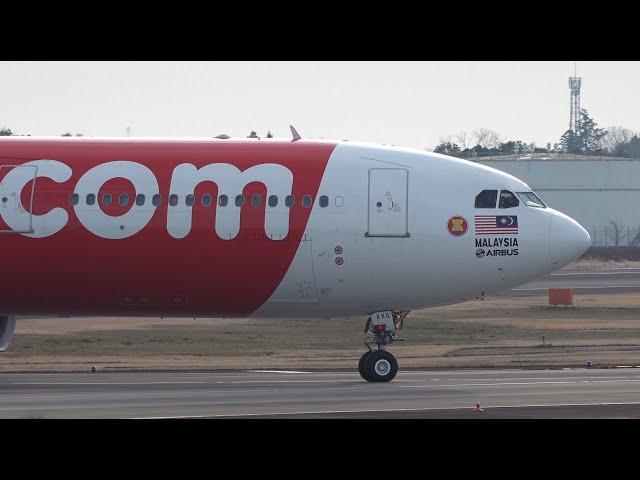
[453,131,472,150]
[472,128,502,149]
[601,126,636,154]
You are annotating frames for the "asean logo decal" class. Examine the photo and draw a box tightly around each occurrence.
[447,216,468,237]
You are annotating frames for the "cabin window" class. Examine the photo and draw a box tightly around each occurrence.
[152,194,162,206]
[86,193,96,205]
[102,193,112,206]
[285,195,295,208]
[251,195,262,207]
[268,195,278,207]
[219,195,228,207]
[499,190,519,209]
[516,192,546,208]
[474,190,498,208]
[335,196,344,207]
[319,195,329,208]
[302,195,313,208]
[136,194,145,206]
[119,193,130,207]
[202,194,213,207]
[185,194,195,206]
[235,195,245,207]
[169,194,178,206]
[70,193,79,205]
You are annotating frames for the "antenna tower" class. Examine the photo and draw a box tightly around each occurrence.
[568,62,581,132]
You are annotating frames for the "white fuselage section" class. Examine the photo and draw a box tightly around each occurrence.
[256,141,590,317]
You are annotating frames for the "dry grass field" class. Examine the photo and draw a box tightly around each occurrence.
[3,281,640,372]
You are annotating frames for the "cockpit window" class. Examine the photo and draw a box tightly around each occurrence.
[516,192,546,208]
[474,190,498,208]
[499,190,519,209]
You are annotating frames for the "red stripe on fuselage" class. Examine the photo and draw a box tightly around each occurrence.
[0,139,336,316]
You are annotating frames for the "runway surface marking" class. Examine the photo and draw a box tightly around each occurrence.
[9,375,640,387]
[550,271,640,276]
[247,370,308,374]
[12,381,206,386]
[495,268,640,296]
[512,285,639,291]
[399,379,640,388]
[132,401,640,419]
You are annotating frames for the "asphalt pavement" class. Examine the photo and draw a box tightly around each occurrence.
[498,268,640,296]
[2,368,640,418]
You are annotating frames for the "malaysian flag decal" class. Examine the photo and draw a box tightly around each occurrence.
[475,215,518,235]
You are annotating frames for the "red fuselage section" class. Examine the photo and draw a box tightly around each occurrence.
[0,138,336,317]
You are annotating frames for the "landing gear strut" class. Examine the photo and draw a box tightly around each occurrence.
[358,311,408,383]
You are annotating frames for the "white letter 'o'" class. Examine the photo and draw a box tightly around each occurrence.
[74,161,159,239]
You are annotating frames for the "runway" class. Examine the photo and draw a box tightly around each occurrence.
[498,268,640,296]
[2,368,640,418]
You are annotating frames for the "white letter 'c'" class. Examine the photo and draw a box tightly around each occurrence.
[0,160,72,238]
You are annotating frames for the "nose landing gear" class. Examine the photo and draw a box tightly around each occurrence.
[358,311,408,383]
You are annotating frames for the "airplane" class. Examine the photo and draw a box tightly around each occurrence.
[0,128,591,382]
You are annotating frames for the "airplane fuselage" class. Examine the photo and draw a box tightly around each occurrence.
[0,137,590,318]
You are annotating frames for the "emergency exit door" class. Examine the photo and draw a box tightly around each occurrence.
[366,168,409,237]
[0,164,37,233]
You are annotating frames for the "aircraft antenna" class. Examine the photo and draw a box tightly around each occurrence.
[290,125,301,142]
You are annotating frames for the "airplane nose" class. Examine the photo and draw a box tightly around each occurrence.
[549,211,591,268]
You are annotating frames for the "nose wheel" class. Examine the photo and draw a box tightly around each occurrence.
[358,310,408,383]
[359,350,398,382]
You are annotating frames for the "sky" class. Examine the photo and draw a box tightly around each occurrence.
[1,61,639,150]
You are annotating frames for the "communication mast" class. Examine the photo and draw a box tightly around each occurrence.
[568,62,581,132]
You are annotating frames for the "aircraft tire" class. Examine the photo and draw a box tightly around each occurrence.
[363,350,398,382]
[358,351,374,380]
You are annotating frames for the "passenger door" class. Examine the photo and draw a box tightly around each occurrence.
[0,164,37,233]
[366,168,409,237]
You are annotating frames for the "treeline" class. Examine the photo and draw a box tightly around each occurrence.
[0,127,83,137]
[434,109,640,158]
[2,108,640,158]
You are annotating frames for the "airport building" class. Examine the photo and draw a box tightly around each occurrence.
[476,153,640,247]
